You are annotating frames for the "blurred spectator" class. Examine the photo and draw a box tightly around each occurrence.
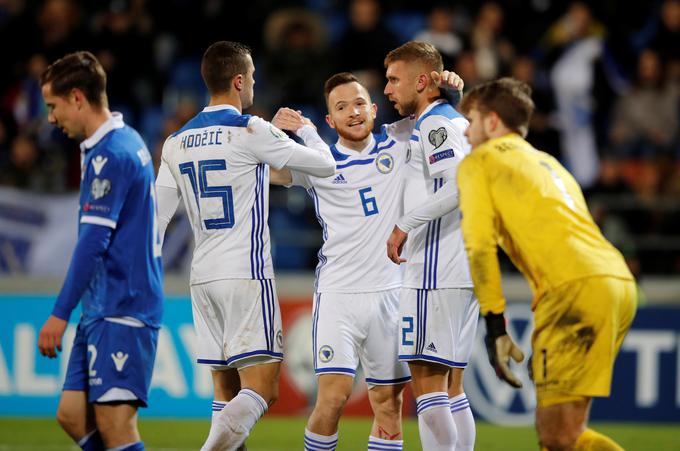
[510,55,560,158]
[545,1,607,188]
[261,8,330,118]
[470,2,514,81]
[38,0,90,63]
[454,50,483,90]
[336,0,399,91]
[609,49,679,160]
[414,3,466,68]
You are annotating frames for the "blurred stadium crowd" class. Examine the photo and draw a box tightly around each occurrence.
[1,0,679,276]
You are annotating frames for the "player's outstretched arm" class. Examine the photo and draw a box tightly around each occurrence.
[269,107,335,178]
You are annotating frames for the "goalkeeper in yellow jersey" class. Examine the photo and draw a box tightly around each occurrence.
[457,78,637,451]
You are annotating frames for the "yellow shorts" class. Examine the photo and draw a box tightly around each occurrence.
[531,276,637,407]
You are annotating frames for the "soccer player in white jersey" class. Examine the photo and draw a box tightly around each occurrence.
[384,41,479,451]
[270,71,463,451]
[154,41,336,451]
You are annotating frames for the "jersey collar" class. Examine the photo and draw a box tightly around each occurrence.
[80,112,125,151]
[334,134,376,157]
[202,104,241,114]
[416,99,447,121]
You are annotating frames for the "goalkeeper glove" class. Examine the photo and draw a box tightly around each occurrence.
[484,312,525,388]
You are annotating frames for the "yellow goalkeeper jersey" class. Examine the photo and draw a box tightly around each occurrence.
[458,133,633,315]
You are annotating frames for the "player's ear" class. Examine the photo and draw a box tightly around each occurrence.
[233,74,244,92]
[416,73,429,93]
[70,88,84,109]
[325,114,335,130]
[370,103,377,119]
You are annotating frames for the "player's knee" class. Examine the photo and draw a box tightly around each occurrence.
[56,406,82,436]
[317,390,350,418]
[538,429,579,451]
[370,390,402,418]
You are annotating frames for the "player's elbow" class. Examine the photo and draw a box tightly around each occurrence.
[316,162,336,178]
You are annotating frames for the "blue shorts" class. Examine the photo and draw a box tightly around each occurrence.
[63,319,158,407]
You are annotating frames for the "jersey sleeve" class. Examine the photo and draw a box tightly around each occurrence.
[245,116,301,170]
[80,149,134,229]
[420,115,468,178]
[457,154,506,315]
[382,116,415,144]
[156,139,178,189]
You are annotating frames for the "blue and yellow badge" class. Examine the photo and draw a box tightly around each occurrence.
[375,152,394,174]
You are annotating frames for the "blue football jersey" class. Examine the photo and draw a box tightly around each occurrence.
[78,113,163,327]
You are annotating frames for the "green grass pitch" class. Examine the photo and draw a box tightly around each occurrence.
[0,417,678,450]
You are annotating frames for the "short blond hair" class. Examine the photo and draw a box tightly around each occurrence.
[384,41,443,73]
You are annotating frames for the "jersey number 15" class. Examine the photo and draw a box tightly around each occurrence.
[179,159,235,230]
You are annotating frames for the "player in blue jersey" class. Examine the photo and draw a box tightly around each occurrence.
[37,51,163,451]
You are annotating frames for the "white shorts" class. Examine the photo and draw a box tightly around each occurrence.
[190,279,283,369]
[399,287,479,368]
[312,289,411,386]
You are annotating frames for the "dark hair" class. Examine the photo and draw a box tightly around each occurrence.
[459,77,535,136]
[384,41,443,73]
[40,51,107,108]
[323,72,361,106]
[201,41,252,95]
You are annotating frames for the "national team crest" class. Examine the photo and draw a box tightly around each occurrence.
[319,345,334,363]
[375,152,394,174]
[90,178,111,200]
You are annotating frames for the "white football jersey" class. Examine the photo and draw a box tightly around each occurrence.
[292,118,413,293]
[403,99,473,289]
[157,105,305,284]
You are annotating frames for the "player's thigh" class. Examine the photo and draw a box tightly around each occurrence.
[315,373,355,407]
[312,292,365,378]
[93,402,140,447]
[361,289,410,386]
[532,277,633,406]
[408,361,450,397]
[191,279,284,368]
[85,319,158,407]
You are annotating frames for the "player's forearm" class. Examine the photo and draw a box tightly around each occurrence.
[467,248,506,315]
[269,168,293,186]
[52,224,112,321]
[287,125,336,177]
[396,176,459,233]
[155,184,181,244]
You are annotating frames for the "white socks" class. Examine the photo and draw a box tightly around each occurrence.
[368,435,403,450]
[304,428,338,451]
[202,389,268,451]
[450,393,475,451]
[416,392,457,450]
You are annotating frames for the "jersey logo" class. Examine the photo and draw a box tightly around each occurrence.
[111,351,129,372]
[375,152,394,174]
[91,155,108,175]
[269,124,287,140]
[332,173,347,184]
[406,146,412,163]
[429,149,455,164]
[319,345,334,363]
[426,342,438,353]
[90,178,111,199]
[428,127,447,149]
[276,330,283,349]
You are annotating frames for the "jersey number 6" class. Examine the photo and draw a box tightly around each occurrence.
[179,159,235,230]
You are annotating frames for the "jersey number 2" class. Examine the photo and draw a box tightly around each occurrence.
[179,159,235,230]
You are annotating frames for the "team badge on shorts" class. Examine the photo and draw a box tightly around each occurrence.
[375,152,394,174]
[318,345,334,363]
